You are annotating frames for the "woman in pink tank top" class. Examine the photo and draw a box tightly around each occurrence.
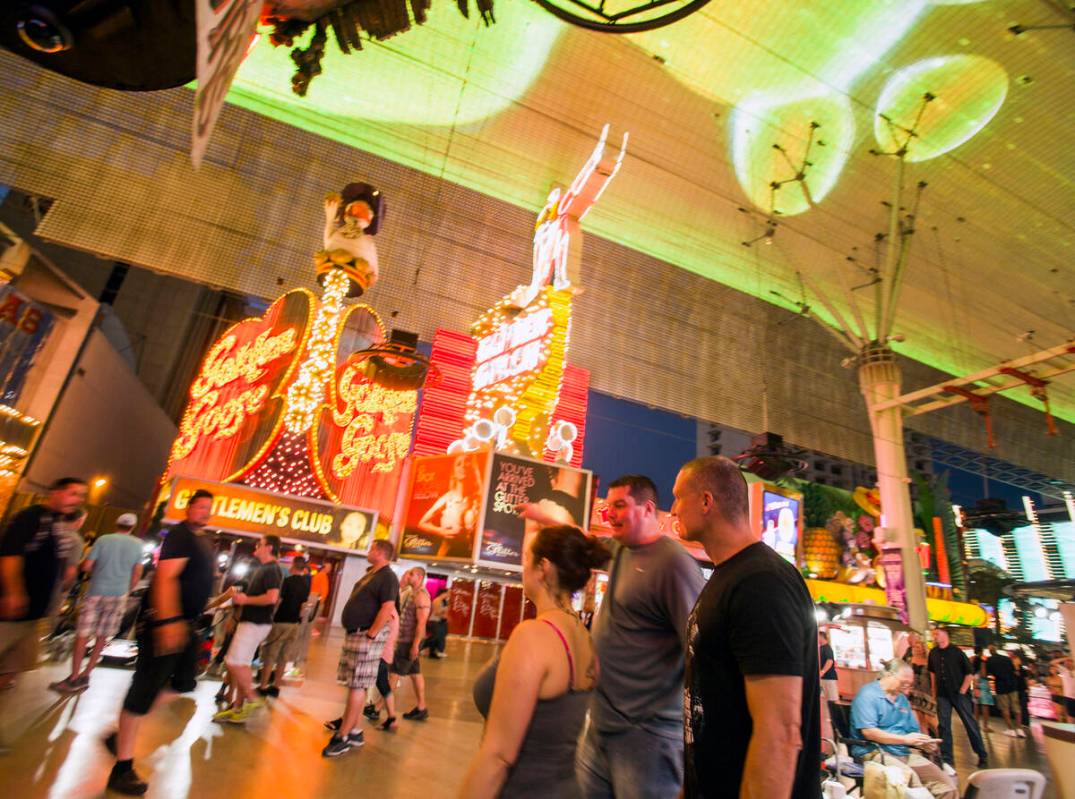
[461,526,610,798]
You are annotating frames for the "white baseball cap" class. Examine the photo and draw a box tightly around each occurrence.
[116,512,138,528]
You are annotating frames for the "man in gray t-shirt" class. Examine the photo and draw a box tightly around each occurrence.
[577,474,705,799]
[52,512,144,693]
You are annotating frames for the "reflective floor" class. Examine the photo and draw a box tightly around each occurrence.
[0,634,1057,798]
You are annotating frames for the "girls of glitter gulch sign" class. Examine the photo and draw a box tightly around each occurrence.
[478,452,592,570]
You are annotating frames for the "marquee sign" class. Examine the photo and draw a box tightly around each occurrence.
[310,302,418,512]
[164,476,379,552]
[465,287,574,458]
[167,290,314,483]
[413,125,625,468]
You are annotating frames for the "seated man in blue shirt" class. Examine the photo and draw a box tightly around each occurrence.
[850,659,957,799]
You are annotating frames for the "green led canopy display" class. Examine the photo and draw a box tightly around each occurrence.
[231,2,561,129]
[875,55,1009,162]
[213,0,1066,423]
[731,92,854,216]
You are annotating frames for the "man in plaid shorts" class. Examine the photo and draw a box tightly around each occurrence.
[51,512,144,692]
[322,538,399,757]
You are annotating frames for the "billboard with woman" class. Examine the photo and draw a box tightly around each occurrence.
[400,452,490,561]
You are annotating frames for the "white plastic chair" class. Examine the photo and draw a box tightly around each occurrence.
[963,768,1046,799]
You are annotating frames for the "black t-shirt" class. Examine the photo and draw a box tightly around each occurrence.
[239,560,284,624]
[684,542,821,799]
[153,522,215,621]
[341,565,399,632]
[0,504,70,620]
[928,645,972,697]
[820,643,837,680]
[986,653,1017,694]
[274,573,311,623]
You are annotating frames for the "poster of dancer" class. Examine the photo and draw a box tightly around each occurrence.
[478,452,592,570]
[400,452,490,561]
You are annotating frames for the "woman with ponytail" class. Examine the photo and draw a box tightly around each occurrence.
[460,526,610,798]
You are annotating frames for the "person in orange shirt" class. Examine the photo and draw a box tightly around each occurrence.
[310,562,331,609]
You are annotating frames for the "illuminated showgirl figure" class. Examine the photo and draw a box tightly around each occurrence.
[286,183,386,435]
[510,124,628,309]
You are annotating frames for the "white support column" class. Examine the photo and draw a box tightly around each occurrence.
[859,346,928,632]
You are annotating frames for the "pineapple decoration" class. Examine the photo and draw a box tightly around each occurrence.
[803,527,841,579]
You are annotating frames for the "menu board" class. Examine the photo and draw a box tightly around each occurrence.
[447,578,475,635]
[830,625,866,670]
[866,623,895,670]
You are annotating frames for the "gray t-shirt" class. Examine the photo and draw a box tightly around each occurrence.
[86,533,144,596]
[591,535,706,734]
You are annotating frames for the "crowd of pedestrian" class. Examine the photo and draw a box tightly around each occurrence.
[0,461,1064,798]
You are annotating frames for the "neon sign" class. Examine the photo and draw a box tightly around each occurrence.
[473,306,553,391]
[330,363,417,478]
[416,126,623,466]
[167,290,313,482]
[173,328,299,459]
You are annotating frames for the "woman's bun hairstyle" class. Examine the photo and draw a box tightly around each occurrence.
[531,525,611,593]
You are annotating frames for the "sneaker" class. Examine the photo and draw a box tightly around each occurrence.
[265,686,280,698]
[380,716,397,731]
[217,700,264,724]
[48,677,79,693]
[429,652,444,659]
[107,767,148,796]
[1017,728,1028,738]
[321,732,363,758]
[1003,729,1019,737]
[212,707,240,723]
[363,703,379,720]
[256,687,271,698]
[402,707,429,721]
[324,716,343,732]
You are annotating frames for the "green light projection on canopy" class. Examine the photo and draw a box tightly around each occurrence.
[875,55,1009,161]
[230,2,561,128]
[731,93,854,216]
[627,1,926,215]
[626,1,925,102]
[212,2,1060,422]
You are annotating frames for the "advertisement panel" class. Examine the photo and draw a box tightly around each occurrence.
[473,580,502,638]
[164,476,378,553]
[499,584,523,641]
[399,452,490,561]
[0,284,55,405]
[760,489,801,564]
[448,578,476,635]
[478,452,592,570]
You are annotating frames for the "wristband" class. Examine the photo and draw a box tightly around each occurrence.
[152,616,184,628]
